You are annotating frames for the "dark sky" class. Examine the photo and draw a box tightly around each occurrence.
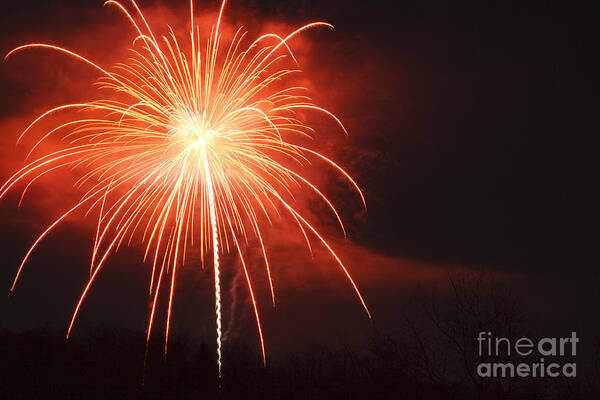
[0,0,597,352]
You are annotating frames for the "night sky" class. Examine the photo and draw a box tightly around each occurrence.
[0,0,597,359]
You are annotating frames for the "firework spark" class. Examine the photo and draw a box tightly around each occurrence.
[1,0,370,375]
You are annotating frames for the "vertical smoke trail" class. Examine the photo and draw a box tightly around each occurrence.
[203,151,222,378]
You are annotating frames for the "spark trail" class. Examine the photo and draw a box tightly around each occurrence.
[204,150,222,377]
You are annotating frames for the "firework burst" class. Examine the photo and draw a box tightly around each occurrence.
[1,0,370,376]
